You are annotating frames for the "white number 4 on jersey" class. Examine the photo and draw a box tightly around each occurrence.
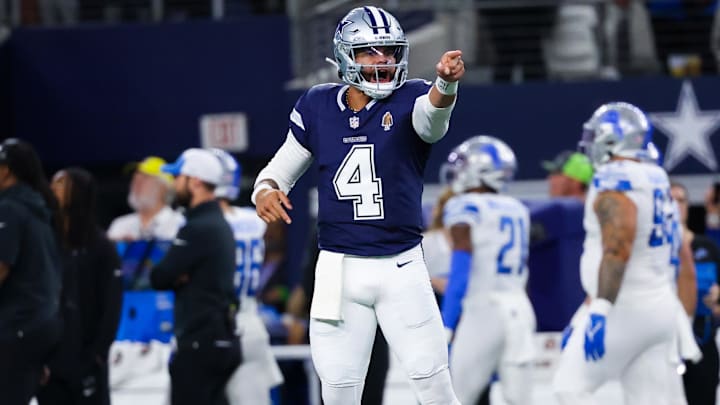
[333,145,384,220]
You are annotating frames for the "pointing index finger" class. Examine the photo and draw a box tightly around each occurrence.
[444,50,463,61]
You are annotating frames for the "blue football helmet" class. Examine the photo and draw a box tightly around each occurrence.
[210,148,241,200]
[440,135,517,193]
[579,102,653,167]
[331,6,409,99]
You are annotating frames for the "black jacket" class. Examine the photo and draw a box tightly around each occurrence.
[0,183,61,338]
[150,200,237,345]
[50,228,123,378]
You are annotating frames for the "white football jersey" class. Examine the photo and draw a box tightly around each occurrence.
[224,206,267,308]
[580,160,677,301]
[443,193,530,299]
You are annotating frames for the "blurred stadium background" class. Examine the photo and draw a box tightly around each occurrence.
[2,0,720,403]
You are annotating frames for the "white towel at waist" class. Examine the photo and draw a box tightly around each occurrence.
[310,250,345,321]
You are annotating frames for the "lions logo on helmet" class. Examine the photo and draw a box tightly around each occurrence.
[331,6,409,99]
[440,135,517,194]
[210,148,241,201]
[579,102,653,167]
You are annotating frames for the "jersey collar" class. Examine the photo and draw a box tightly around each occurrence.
[336,85,378,112]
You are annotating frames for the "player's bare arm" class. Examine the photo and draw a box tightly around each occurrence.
[429,50,465,108]
[450,223,472,252]
[677,234,697,316]
[255,179,293,225]
[594,190,637,303]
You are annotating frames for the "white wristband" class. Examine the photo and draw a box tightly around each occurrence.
[251,183,274,205]
[588,298,612,316]
[435,76,458,96]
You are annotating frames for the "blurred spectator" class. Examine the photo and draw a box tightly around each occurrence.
[480,3,557,82]
[106,156,182,389]
[649,0,717,75]
[674,181,720,405]
[601,0,660,76]
[541,150,593,200]
[108,156,182,292]
[705,182,720,247]
[543,3,603,80]
[107,156,183,243]
[37,167,123,405]
[0,138,62,405]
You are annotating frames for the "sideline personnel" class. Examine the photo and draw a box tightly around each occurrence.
[0,139,62,404]
[151,148,241,405]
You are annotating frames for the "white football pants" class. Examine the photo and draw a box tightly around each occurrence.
[450,295,535,405]
[553,291,677,405]
[309,244,460,405]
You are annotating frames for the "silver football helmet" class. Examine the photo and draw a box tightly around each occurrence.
[210,148,241,200]
[331,6,409,99]
[579,102,653,167]
[440,135,517,193]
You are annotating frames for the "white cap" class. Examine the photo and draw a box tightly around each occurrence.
[161,148,223,185]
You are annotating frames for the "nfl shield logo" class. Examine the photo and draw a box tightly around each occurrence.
[349,116,360,129]
[381,111,394,131]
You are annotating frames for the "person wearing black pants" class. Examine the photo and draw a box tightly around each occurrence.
[37,168,124,405]
[151,148,241,405]
[0,139,63,405]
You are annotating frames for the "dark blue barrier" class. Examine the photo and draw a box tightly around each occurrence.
[5,18,291,165]
[525,198,586,331]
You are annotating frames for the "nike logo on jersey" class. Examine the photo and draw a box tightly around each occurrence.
[396,260,412,268]
[0,222,5,229]
[173,238,188,246]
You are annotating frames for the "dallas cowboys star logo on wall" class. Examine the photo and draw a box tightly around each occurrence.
[650,81,720,171]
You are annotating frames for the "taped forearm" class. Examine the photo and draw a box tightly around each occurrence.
[412,94,455,144]
[252,131,313,204]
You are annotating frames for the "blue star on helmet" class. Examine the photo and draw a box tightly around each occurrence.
[337,20,353,35]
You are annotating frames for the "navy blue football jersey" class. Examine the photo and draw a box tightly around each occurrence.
[290,79,435,256]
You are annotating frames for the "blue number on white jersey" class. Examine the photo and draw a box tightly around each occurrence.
[647,187,678,266]
[235,238,263,297]
[497,215,528,275]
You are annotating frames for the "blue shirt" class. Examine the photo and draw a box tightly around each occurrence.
[291,80,434,256]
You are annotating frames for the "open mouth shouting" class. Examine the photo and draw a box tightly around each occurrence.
[362,67,394,83]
